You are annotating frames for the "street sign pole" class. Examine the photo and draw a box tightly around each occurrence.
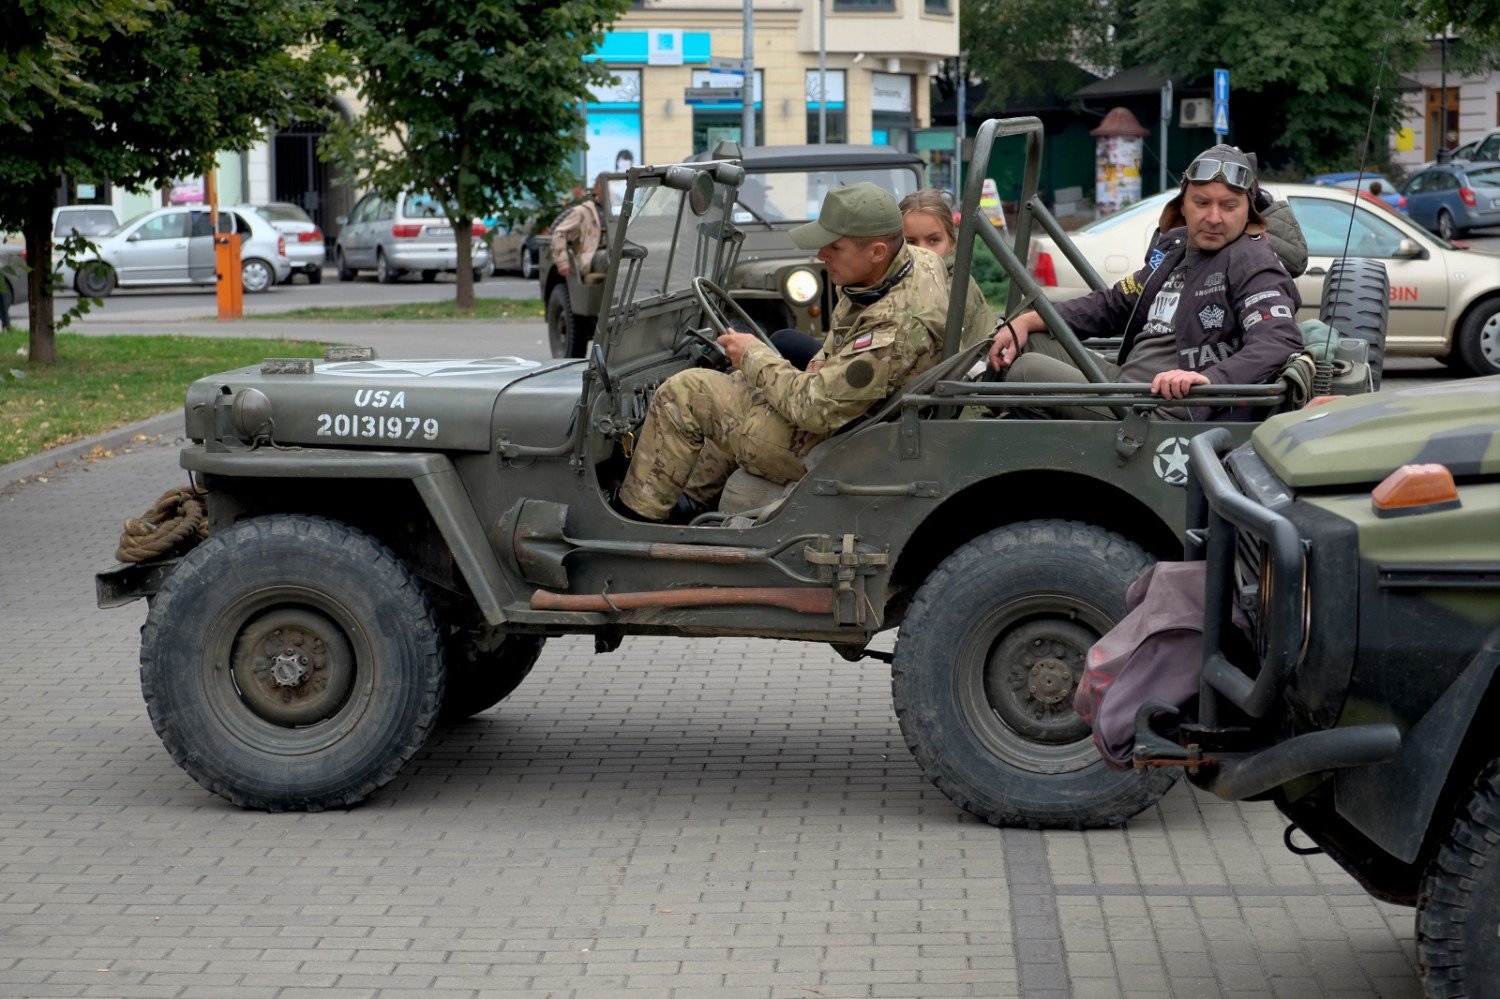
[742,0,755,147]
[1160,79,1172,192]
[818,0,827,144]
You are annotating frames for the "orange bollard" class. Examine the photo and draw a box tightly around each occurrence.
[215,232,243,319]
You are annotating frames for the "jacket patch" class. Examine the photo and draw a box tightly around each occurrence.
[1204,271,1225,288]
[1148,248,1166,271]
[850,331,876,351]
[1198,304,1225,330]
[1242,311,1263,328]
[1119,274,1144,296]
[1242,289,1280,307]
[1268,304,1293,319]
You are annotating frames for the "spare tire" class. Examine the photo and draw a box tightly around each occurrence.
[1320,257,1389,389]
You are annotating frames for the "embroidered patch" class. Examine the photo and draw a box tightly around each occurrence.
[844,358,875,388]
[1243,289,1279,307]
[1198,304,1226,330]
[1242,311,1263,328]
[850,331,875,351]
[1119,274,1144,296]
[1204,271,1225,288]
[1148,248,1166,272]
[1268,304,1293,319]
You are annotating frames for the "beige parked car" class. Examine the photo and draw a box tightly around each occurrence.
[1030,183,1500,376]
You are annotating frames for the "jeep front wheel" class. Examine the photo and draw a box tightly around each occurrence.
[892,520,1177,828]
[1416,757,1500,996]
[139,514,444,811]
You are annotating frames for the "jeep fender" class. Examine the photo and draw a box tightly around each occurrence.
[180,446,518,625]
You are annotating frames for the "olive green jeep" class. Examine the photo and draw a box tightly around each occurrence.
[97,118,1378,825]
[1167,381,1500,996]
[539,143,925,357]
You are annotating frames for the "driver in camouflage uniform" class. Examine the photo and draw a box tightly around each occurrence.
[618,183,951,522]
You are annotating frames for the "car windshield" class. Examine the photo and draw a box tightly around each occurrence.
[731,167,919,225]
[609,172,734,311]
[1466,166,1500,188]
[1076,192,1172,234]
[53,209,118,237]
[257,204,312,223]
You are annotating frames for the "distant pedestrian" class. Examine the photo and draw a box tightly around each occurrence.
[550,174,609,279]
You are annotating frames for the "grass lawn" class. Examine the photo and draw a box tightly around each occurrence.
[0,333,325,465]
[256,298,545,322]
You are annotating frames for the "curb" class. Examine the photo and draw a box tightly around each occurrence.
[1,410,181,486]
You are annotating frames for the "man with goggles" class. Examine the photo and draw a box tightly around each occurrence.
[988,143,1305,422]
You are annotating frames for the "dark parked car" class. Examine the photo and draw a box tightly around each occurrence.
[1401,161,1500,239]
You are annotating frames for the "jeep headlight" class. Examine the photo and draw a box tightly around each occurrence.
[782,268,820,307]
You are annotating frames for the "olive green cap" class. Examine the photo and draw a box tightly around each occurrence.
[790,182,904,249]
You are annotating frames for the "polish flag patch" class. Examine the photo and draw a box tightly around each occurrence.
[850,331,875,351]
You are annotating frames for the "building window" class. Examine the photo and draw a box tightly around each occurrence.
[924,0,951,11]
[833,0,896,10]
[871,72,915,152]
[806,69,847,143]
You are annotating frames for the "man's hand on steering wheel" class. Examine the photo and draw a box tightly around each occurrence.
[716,331,760,369]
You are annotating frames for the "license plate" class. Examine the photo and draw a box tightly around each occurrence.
[425,226,452,237]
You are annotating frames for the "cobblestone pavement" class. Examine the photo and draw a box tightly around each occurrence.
[0,437,1422,999]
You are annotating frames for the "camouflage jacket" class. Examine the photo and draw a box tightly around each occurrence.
[738,244,950,439]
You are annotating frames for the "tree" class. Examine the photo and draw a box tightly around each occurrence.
[323,0,631,311]
[0,0,342,363]
[1125,0,1424,173]
[957,0,1127,112]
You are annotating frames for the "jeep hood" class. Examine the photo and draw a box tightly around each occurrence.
[184,356,584,452]
[1252,376,1500,489]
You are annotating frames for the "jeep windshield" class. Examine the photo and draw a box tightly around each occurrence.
[607,169,735,311]
[732,167,921,225]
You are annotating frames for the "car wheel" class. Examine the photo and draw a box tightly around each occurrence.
[1416,758,1500,996]
[241,258,275,294]
[891,520,1177,829]
[138,514,444,811]
[1451,297,1500,377]
[1320,257,1389,389]
[377,250,400,284]
[472,266,485,284]
[420,269,438,283]
[335,248,356,282]
[520,248,537,281]
[1438,209,1464,241]
[546,282,594,358]
[438,630,546,724]
[307,266,323,285]
[75,262,116,298]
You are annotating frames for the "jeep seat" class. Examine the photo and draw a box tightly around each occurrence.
[583,249,610,284]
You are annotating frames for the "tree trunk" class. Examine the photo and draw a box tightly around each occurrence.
[454,213,474,312]
[24,180,57,364]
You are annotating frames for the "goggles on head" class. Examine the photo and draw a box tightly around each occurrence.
[1184,157,1253,192]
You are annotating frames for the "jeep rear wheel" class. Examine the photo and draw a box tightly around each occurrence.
[547,282,593,358]
[1416,758,1500,997]
[139,514,444,811]
[892,520,1177,829]
[439,630,546,723]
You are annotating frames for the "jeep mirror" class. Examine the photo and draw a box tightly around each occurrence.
[688,172,716,216]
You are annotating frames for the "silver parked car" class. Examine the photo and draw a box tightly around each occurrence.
[52,205,122,240]
[333,191,493,284]
[1,242,26,330]
[249,202,326,284]
[66,206,292,296]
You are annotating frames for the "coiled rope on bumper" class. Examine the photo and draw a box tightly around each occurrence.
[116,486,209,563]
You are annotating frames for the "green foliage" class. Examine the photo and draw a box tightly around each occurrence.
[0,0,344,362]
[958,0,1127,111]
[1125,0,1423,173]
[1413,0,1500,74]
[970,241,1012,312]
[322,0,631,308]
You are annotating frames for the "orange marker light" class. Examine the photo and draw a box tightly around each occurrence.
[1371,464,1460,516]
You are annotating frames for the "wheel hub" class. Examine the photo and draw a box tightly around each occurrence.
[1028,658,1075,706]
[229,608,355,726]
[985,618,1094,744]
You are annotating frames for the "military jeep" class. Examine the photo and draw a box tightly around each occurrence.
[540,143,924,358]
[1168,381,1500,996]
[97,117,1375,824]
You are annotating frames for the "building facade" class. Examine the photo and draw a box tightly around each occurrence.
[1389,37,1500,171]
[59,1,957,242]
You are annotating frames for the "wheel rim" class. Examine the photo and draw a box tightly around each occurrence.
[79,266,109,295]
[242,261,271,293]
[203,586,375,755]
[1440,212,1454,239]
[1479,311,1500,368]
[377,254,389,281]
[955,593,1111,773]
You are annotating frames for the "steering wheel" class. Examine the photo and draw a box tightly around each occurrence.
[689,277,780,359]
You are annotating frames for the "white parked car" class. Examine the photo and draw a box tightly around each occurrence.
[248,202,325,284]
[333,191,493,284]
[66,205,291,297]
[52,205,122,241]
[1028,183,1500,376]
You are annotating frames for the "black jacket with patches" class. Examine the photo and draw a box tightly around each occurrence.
[1053,225,1304,420]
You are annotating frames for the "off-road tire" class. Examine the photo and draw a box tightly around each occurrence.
[892,519,1177,829]
[438,631,546,723]
[1452,298,1500,377]
[1320,256,1389,389]
[547,282,593,358]
[335,248,355,281]
[139,514,444,811]
[75,262,116,298]
[1417,757,1500,997]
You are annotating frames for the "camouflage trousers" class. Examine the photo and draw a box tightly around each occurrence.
[618,369,812,520]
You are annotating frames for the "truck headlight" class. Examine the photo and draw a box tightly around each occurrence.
[782,268,820,307]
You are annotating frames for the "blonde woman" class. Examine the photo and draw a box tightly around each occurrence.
[899,189,997,353]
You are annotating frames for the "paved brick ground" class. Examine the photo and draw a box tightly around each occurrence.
[0,437,1422,998]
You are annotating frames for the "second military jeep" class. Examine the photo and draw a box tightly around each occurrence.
[540,142,924,358]
[98,118,1378,825]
